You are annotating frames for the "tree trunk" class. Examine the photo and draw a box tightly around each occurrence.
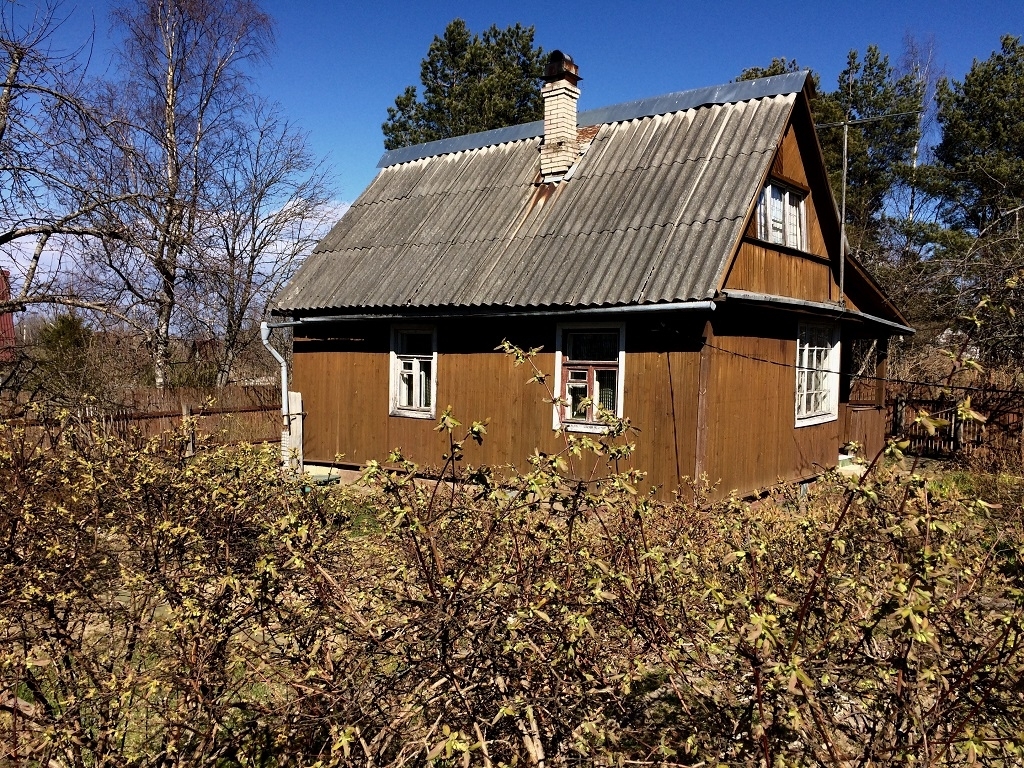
[0,48,25,144]
[153,294,173,390]
[215,343,236,388]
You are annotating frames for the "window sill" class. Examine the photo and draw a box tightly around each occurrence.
[561,421,614,434]
[795,411,838,428]
[744,236,830,264]
[390,408,435,420]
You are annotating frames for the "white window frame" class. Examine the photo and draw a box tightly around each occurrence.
[795,322,840,427]
[757,181,806,251]
[552,323,626,433]
[389,325,437,419]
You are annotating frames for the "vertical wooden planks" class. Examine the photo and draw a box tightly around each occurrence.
[293,315,704,495]
[700,313,840,498]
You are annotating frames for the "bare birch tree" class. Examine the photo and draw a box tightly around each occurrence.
[99,0,274,388]
[3,0,339,394]
[182,99,333,386]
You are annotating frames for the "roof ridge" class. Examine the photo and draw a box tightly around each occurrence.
[377,73,806,168]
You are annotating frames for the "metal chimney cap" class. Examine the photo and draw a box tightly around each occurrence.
[544,50,581,85]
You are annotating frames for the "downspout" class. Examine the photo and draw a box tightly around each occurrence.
[260,321,290,464]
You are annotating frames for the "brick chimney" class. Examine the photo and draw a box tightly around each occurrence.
[540,51,581,181]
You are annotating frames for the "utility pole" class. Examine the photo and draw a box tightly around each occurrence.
[817,108,922,306]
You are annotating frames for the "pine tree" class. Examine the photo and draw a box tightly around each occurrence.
[382,19,545,150]
[932,35,1024,235]
[927,35,1024,364]
[832,46,924,252]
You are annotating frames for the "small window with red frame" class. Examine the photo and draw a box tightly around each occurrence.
[561,329,620,425]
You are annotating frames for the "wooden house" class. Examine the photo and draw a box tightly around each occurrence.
[273,53,911,498]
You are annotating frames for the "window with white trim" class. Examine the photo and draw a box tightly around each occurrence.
[795,323,839,425]
[553,325,625,431]
[390,327,436,418]
[757,182,805,250]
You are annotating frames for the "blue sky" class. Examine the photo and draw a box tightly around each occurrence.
[32,0,1024,200]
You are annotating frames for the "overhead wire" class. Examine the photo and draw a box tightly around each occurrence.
[703,342,1024,398]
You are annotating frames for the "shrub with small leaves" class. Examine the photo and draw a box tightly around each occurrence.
[1,347,1022,767]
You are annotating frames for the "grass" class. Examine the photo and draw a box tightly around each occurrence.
[931,467,1024,508]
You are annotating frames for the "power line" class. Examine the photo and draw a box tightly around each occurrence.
[705,342,1024,398]
[813,106,925,306]
[816,110,923,129]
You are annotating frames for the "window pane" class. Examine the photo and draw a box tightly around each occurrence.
[567,331,618,361]
[770,185,785,244]
[567,382,588,420]
[398,331,432,356]
[786,193,800,248]
[419,359,432,408]
[796,324,835,419]
[400,370,414,408]
[596,369,617,412]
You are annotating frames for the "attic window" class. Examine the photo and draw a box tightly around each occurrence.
[553,324,625,432]
[758,182,805,250]
[390,327,436,419]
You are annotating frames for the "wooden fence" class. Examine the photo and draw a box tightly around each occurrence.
[889,394,1023,462]
[4,386,282,448]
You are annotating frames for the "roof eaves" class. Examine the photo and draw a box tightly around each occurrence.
[276,299,719,323]
[843,248,912,327]
[723,289,915,335]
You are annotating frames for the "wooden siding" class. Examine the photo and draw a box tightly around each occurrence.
[727,241,836,302]
[292,308,891,499]
[841,404,887,459]
[699,312,839,497]
[727,108,906,330]
[292,316,702,494]
[726,120,840,303]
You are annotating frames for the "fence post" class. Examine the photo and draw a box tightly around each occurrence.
[182,404,195,457]
[892,395,905,437]
[952,407,962,453]
[287,390,303,473]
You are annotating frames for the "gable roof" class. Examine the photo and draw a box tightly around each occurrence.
[277,73,808,315]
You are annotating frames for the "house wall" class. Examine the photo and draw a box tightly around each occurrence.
[724,113,904,326]
[727,242,836,302]
[293,306,892,498]
[292,315,703,493]
[699,311,840,496]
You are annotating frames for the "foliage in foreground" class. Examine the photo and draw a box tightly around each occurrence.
[1,414,1022,766]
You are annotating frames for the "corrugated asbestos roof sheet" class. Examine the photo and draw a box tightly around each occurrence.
[376,71,808,168]
[276,78,803,314]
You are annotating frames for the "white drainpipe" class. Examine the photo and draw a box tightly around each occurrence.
[260,321,291,464]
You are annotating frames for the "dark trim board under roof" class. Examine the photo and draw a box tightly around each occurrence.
[377,71,810,168]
